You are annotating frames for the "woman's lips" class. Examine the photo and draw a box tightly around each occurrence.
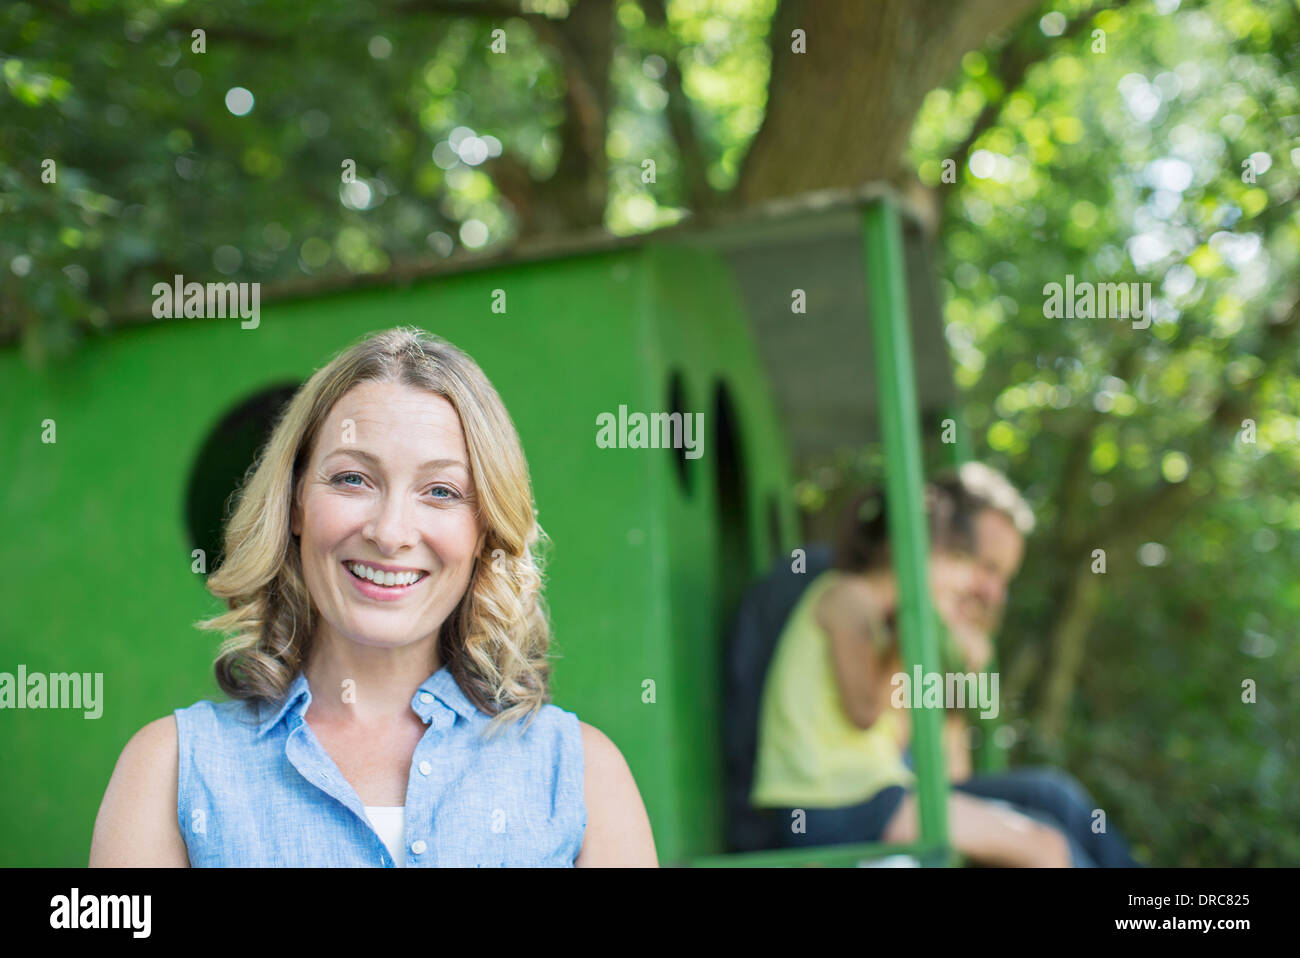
[342,562,427,602]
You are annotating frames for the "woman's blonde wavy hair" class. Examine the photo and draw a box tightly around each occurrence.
[194,326,554,740]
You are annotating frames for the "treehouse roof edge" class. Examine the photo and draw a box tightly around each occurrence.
[88,183,935,326]
[279,181,936,298]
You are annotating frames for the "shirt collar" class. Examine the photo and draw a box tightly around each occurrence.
[255,665,479,737]
[411,665,481,725]
[255,671,311,737]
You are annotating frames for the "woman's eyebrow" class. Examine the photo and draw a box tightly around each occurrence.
[322,448,468,473]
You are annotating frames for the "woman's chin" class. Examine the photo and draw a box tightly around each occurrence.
[341,627,435,651]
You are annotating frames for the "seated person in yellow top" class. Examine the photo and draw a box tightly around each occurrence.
[750,465,1138,867]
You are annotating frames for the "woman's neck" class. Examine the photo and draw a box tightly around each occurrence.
[302,633,441,728]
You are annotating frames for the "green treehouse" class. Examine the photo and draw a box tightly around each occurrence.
[1,185,991,867]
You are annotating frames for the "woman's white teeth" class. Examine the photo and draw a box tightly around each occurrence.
[346,563,425,587]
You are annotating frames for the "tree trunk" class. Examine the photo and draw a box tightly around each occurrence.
[1036,565,1104,745]
[732,0,1042,206]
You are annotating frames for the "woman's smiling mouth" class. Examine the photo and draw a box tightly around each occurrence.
[343,561,429,600]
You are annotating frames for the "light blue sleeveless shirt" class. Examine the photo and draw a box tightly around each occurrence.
[173,665,586,867]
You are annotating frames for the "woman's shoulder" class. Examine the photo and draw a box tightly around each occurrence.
[815,573,892,645]
[780,568,840,626]
[575,720,628,798]
[118,713,179,765]
[813,570,860,624]
[494,698,585,762]
[571,719,658,866]
[575,719,620,767]
[173,693,254,717]
[169,694,268,750]
[116,695,257,764]
[90,714,190,866]
[98,716,178,826]
[819,572,886,618]
[513,707,625,785]
[175,692,261,723]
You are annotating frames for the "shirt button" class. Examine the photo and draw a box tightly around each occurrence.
[411,840,427,855]
[419,760,432,775]
[419,693,434,705]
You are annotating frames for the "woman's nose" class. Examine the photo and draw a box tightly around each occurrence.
[366,495,418,550]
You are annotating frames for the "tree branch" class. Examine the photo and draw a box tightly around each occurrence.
[640,0,722,213]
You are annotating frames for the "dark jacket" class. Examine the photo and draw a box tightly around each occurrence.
[722,543,834,852]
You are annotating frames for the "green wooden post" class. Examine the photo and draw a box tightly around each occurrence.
[863,199,952,864]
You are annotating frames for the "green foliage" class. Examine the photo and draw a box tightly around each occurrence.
[906,0,1300,865]
[0,0,776,364]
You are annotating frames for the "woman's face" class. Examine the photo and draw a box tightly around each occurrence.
[929,548,980,634]
[291,380,485,654]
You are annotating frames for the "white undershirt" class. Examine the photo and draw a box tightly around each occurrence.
[365,806,407,867]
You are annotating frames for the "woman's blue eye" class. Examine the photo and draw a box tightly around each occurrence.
[332,473,459,501]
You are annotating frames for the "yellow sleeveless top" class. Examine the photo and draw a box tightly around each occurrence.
[749,569,914,808]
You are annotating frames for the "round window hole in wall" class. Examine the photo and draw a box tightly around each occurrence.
[666,368,693,497]
[184,381,301,574]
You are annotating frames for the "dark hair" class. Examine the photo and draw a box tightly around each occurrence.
[832,472,979,574]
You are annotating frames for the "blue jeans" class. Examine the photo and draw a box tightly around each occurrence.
[771,766,1138,867]
[951,767,1138,867]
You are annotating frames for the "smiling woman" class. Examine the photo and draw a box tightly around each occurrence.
[88,326,657,868]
